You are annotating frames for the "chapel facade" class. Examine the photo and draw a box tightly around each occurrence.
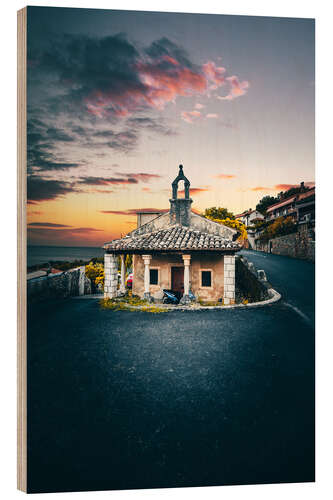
[103,165,240,304]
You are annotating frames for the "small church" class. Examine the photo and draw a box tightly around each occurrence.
[103,165,240,304]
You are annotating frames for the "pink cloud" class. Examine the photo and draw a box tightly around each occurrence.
[86,55,209,118]
[202,61,226,89]
[181,110,201,124]
[274,183,299,191]
[178,187,211,195]
[249,183,315,192]
[84,53,245,118]
[215,174,236,179]
[217,76,250,101]
[250,186,275,192]
[206,113,219,119]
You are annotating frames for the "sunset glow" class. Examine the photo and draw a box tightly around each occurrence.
[27,8,314,246]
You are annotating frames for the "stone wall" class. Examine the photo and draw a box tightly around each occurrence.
[256,229,315,261]
[235,257,270,303]
[27,266,92,302]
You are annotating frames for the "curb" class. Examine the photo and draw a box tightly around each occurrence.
[85,287,281,311]
[158,288,281,311]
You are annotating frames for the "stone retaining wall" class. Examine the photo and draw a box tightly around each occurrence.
[256,228,315,262]
[235,257,270,303]
[27,266,92,302]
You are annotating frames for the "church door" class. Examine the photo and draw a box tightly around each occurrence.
[171,267,184,294]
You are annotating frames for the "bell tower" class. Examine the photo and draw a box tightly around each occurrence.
[169,165,193,226]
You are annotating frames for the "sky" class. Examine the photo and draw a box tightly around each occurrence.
[27,6,315,246]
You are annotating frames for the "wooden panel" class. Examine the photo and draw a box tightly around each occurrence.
[171,266,184,293]
[17,6,27,493]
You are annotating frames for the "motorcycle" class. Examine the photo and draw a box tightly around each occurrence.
[162,289,181,304]
[162,289,196,305]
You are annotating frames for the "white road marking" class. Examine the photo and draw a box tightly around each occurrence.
[283,302,311,324]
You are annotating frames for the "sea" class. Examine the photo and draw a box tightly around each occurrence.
[27,246,105,267]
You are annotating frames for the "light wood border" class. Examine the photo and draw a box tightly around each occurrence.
[17,6,27,493]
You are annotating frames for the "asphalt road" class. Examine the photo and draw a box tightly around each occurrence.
[240,249,315,327]
[27,251,315,493]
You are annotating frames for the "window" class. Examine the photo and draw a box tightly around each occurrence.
[201,270,212,287]
[150,268,158,285]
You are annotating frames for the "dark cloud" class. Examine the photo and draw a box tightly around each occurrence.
[27,170,162,204]
[28,226,102,233]
[145,37,195,69]
[126,116,176,136]
[26,31,248,205]
[68,125,139,152]
[116,172,162,182]
[28,226,109,246]
[91,129,139,152]
[100,208,168,215]
[27,222,72,227]
[27,118,81,173]
[27,176,76,203]
[45,127,75,142]
[28,33,144,117]
[28,33,220,120]
[76,173,161,186]
[71,227,103,232]
[89,189,114,194]
[76,176,137,186]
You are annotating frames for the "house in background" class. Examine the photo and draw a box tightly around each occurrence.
[136,210,168,228]
[265,183,315,224]
[266,196,299,221]
[296,187,315,225]
[103,165,240,304]
[235,209,264,227]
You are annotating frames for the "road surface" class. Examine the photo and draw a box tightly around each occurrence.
[27,250,315,492]
[240,249,315,327]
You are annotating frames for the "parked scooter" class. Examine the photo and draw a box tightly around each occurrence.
[162,289,181,304]
[162,289,196,304]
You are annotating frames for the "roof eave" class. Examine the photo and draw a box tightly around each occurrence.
[104,247,241,254]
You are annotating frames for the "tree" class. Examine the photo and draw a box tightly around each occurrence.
[256,185,310,214]
[203,214,247,244]
[280,185,309,200]
[258,216,297,242]
[125,254,133,272]
[256,195,278,214]
[85,261,105,290]
[203,207,235,220]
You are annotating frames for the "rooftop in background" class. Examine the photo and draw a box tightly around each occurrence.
[297,187,315,202]
[266,196,297,212]
[266,182,315,213]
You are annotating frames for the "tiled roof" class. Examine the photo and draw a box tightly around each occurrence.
[104,225,240,252]
[297,188,315,202]
[266,196,296,212]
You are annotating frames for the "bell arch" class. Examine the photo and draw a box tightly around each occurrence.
[172,165,190,199]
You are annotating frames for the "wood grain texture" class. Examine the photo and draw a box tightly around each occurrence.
[17,6,27,493]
